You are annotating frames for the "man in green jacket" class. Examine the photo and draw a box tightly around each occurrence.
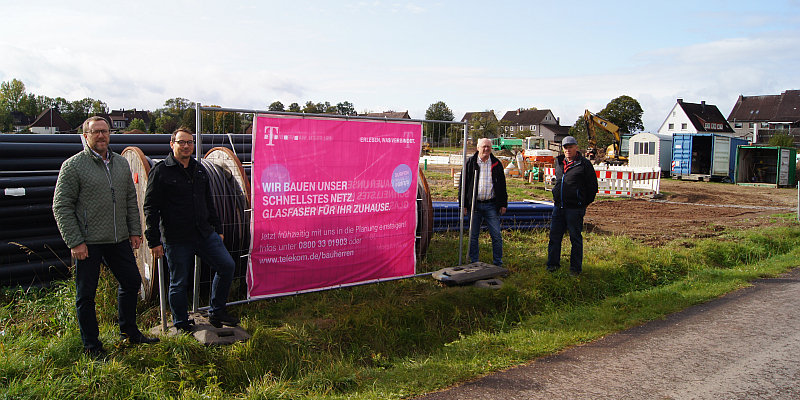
[53,116,158,357]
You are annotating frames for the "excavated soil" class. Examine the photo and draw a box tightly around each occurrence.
[585,179,797,246]
[426,164,798,246]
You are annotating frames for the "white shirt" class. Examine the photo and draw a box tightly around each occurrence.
[476,157,494,201]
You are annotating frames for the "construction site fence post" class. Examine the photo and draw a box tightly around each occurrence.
[458,123,467,266]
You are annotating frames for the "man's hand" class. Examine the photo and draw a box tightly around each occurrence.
[219,234,224,241]
[500,207,507,215]
[151,245,164,259]
[130,235,142,250]
[463,208,468,216]
[71,243,89,260]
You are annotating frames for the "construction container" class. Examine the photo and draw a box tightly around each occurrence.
[734,146,797,188]
[671,133,748,182]
[628,132,672,176]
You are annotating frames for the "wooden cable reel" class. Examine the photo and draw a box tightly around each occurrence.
[203,147,251,206]
[416,168,433,259]
[121,146,158,302]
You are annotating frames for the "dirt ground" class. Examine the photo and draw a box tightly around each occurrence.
[586,179,798,246]
[424,164,799,246]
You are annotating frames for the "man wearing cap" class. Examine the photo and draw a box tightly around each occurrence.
[546,136,598,276]
[460,138,508,267]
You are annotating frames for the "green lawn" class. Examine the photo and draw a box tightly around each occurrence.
[2,217,799,399]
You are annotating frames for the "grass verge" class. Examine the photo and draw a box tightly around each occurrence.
[1,222,799,399]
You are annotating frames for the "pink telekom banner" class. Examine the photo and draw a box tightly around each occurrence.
[247,115,421,299]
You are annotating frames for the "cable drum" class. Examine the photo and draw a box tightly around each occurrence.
[200,155,251,289]
[203,147,251,207]
[121,146,159,302]
[416,168,433,259]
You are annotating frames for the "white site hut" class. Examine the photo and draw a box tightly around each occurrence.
[628,132,673,176]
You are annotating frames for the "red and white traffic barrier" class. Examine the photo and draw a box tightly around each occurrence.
[544,166,660,198]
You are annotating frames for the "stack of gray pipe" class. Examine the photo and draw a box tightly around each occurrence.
[0,133,252,288]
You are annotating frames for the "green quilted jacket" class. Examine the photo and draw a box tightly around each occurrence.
[53,144,141,248]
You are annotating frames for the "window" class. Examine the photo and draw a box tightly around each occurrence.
[761,122,769,128]
[734,122,742,129]
[668,123,674,130]
[673,111,676,117]
[633,142,656,155]
[113,120,125,128]
[509,126,514,132]
[530,125,535,131]
[681,123,687,130]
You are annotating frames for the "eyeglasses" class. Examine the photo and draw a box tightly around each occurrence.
[173,140,195,146]
[89,129,109,135]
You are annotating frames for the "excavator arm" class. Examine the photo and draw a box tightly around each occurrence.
[583,109,624,164]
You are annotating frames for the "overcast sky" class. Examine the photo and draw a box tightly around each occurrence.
[2,0,798,131]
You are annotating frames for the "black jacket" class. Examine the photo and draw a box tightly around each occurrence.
[143,153,222,247]
[459,152,508,212]
[552,152,598,209]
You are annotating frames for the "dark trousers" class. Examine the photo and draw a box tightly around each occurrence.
[164,232,235,325]
[547,207,586,273]
[75,240,142,351]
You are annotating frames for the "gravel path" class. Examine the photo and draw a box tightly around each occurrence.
[415,267,800,400]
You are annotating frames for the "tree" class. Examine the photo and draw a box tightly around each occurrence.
[91,99,108,115]
[302,101,319,114]
[268,101,285,112]
[128,118,147,132]
[62,97,96,128]
[425,101,454,122]
[163,97,195,118]
[335,101,356,116]
[0,79,26,111]
[155,115,177,134]
[182,108,196,132]
[288,103,301,112]
[320,101,336,114]
[568,116,590,150]
[467,112,500,139]
[148,112,157,133]
[18,93,40,117]
[424,101,455,146]
[768,131,795,147]
[214,110,242,133]
[598,95,644,134]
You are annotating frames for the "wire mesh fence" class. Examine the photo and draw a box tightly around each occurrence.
[0,110,554,309]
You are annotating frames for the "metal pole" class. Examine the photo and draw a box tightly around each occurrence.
[193,102,203,314]
[466,173,479,264]
[195,103,202,159]
[157,256,168,332]
[797,184,799,222]
[192,256,201,313]
[458,123,468,265]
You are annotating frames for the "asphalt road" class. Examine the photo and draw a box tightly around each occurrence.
[416,267,800,400]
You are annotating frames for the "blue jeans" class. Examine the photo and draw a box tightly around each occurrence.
[164,232,235,325]
[468,201,503,266]
[75,240,142,351]
[547,207,586,273]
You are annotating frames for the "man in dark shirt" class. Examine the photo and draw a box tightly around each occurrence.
[547,136,598,276]
[143,127,238,331]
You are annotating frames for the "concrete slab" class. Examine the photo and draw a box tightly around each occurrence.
[149,312,251,345]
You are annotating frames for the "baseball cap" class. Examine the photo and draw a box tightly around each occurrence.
[562,136,578,146]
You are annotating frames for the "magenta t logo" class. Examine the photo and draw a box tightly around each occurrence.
[264,126,279,146]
